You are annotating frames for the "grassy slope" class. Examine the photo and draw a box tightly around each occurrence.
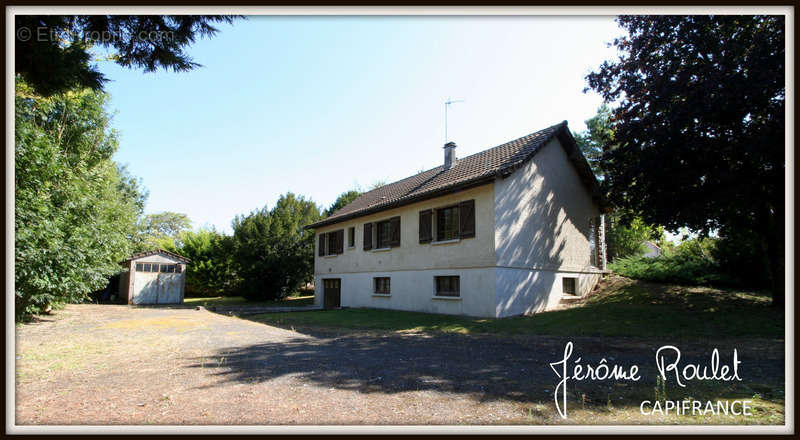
[249,277,783,338]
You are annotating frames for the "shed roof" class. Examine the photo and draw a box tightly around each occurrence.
[307,121,605,229]
[124,249,191,263]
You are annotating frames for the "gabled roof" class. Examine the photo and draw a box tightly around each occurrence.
[307,121,605,229]
[124,248,192,263]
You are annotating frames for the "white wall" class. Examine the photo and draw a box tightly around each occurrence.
[315,267,497,317]
[495,267,600,317]
[492,137,604,316]
[314,184,496,275]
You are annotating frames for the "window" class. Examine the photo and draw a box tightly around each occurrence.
[435,276,460,297]
[160,264,168,273]
[136,263,143,271]
[376,220,392,248]
[589,216,602,267]
[563,277,577,295]
[348,227,355,247]
[374,277,391,294]
[319,230,344,256]
[436,206,460,241]
[176,265,182,273]
[143,263,151,272]
[167,265,176,273]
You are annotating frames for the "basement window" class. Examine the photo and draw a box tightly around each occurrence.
[562,277,577,296]
[435,276,460,297]
[374,277,391,294]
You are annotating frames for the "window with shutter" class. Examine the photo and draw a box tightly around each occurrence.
[348,227,355,247]
[337,229,345,254]
[459,199,475,238]
[363,223,373,250]
[328,232,337,255]
[436,206,460,241]
[376,220,391,248]
[389,216,401,247]
[319,233,326,256]
[419,210,432,243]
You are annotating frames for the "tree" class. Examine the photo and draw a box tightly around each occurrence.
[232,193,322,301]
[325,189,361,217]
[159,228,236,297]
[15,15,238,96]
[574,104,613,181]
[586,16,785,304]
[15,80,144,320]
[574,106,664,262]
[136,211,192,250]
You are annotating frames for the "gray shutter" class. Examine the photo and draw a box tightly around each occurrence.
[459,199,475,238]
[389,216,401,247]
[419,210,432,243]
[337,230,345,254]
[318,233,326,256]
[363,223,373,250]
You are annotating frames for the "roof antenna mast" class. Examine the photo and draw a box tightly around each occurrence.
[444,97,464,143]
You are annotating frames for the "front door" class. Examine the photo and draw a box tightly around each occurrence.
[323,279,341,309]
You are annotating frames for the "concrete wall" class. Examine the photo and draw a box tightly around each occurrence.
[493,137,603,316]
[316,267,497,317]
[128,254,186,305]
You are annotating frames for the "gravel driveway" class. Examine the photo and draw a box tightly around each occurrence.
[14,304,785,425]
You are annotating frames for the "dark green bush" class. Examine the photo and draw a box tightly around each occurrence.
[609,254,738,287]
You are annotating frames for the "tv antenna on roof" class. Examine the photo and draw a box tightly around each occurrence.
[444,97,464,143]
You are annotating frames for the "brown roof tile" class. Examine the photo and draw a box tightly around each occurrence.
[308,121,602,229]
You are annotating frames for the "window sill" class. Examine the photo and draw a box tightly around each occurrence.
[322,254,338,259]
[372,293,391,298]
[431,239,460,245]
[371,247,392,253]
[432,295,461,301]
[348,246,355,249]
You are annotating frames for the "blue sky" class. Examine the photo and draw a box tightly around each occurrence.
[100,15,623,233]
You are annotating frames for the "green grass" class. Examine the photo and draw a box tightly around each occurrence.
[184,295,314,308]
[249,278,783,339]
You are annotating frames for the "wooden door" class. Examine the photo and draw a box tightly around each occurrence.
[323,279,341,309]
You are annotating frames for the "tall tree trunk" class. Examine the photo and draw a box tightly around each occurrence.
[758,204,784,307]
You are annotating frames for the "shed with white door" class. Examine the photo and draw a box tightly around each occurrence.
[118,249,190,305]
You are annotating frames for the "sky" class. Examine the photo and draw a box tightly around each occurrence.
[100,15,624,234]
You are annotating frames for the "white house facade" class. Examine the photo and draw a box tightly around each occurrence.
[308,121,607,318]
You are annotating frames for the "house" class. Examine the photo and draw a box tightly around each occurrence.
[118,249,191,305]
[306,121,608,318]
[642,241,662,258]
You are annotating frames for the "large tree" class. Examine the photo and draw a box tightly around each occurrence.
[232,193,322,301]
[15,80,145,319]
[586,15,785,304]
[324,189,361,217]
[15,15,237,96]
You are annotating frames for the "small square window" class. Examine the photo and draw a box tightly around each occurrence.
[374,277,390,294]
[143,263,151,272]
[160,264,168,273]
[136,263,143,272]
[167,265,175,273]
[435,276,460,297]
[563,277,577,295]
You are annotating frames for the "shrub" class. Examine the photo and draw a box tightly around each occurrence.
[609,253,737,287]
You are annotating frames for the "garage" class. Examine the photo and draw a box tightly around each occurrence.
[119,249,191,305]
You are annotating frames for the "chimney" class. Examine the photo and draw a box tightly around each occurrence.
[443,141,457,169]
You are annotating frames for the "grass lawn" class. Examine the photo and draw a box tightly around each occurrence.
[249,277,783,339]
[184,294,314,308]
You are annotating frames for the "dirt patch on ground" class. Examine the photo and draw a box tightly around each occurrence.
[15,304,785,425]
